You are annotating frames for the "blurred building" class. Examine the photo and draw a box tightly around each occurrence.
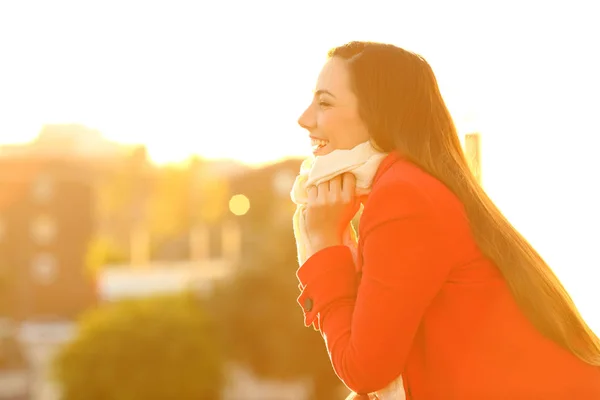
[0,156,96,321]
[0,125,154,400]
[0,124,153,320]
[227,158,301,255]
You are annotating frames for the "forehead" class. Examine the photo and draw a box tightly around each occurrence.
[315,57,353,96]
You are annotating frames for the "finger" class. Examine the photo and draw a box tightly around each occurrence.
[307,186,318,204]
[341,172,356,192]
[341,173,356,203]
[328,176,342,202]
[316,182,329,205]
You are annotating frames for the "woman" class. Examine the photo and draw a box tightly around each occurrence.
[292,41,600,399]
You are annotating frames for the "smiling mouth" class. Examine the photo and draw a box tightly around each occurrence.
[311,137,329,153]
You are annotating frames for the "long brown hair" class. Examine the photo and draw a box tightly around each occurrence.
[329,41,600,366]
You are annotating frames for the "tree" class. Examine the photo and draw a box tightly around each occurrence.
[53,293,224,400]
[212,218,343,399]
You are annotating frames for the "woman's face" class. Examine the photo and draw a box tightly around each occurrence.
[298,57,370,156]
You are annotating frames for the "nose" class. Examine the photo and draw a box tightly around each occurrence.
[297,104,315,131]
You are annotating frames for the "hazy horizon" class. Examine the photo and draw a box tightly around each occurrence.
[1,1,597,165]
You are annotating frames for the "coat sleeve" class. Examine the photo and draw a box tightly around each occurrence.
[296,181,454,395]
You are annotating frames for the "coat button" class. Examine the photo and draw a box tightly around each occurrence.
[303,298,313,312]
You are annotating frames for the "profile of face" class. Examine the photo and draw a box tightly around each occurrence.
[298,56,370,156]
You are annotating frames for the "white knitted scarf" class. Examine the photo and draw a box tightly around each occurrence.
[290,141,405,400]
[290,141,387,265]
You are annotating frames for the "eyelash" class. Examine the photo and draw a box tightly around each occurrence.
[318,101,331,108]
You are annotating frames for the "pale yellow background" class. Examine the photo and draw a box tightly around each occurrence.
[1,0,598,330]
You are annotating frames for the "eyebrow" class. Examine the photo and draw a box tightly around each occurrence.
[314,89,336,98]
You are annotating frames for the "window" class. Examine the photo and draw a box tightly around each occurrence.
[30,215,57,245]
[30,253,58,285]
[31,174,54,203]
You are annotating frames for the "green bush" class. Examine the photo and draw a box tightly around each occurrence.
[53,293,223,400]
[212,225,342,400]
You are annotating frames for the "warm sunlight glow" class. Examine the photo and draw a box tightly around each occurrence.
[0,1,598,332]
[229,194,250,216]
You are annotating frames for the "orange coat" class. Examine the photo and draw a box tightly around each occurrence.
[296,153,600,399]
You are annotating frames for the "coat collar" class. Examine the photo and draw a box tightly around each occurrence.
[372,151,402,186]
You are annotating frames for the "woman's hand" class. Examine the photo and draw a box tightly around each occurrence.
[305,173,360,254]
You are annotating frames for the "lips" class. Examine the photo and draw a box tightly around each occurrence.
[310,136,329,154]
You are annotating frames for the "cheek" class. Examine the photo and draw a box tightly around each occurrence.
[316,111,339,139]
[318,110,361,144]
[344,112,370,143]
[327,112,369,148]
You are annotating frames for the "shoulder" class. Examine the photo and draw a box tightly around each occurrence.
[361,158,466,234]
[374,157,456,201]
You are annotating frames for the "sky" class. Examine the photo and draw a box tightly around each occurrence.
[0,1,599,329]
